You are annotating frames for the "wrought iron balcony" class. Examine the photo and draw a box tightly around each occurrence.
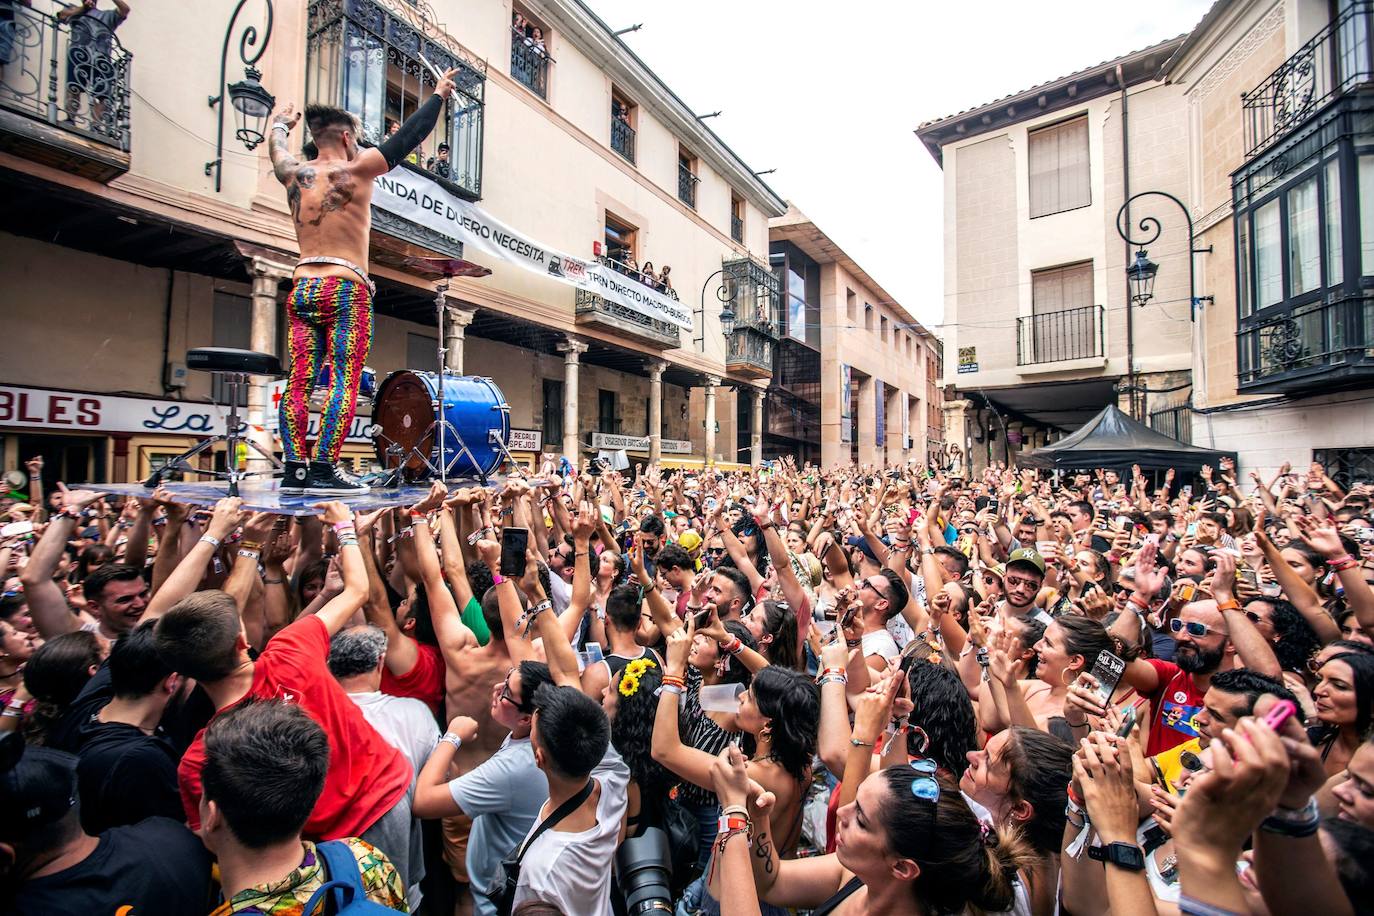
[575,287,680,349]
[678,163,698,208]
[1242,2,1374,159]
[306,0,486,200]
[0,4,132,181]
[722,254,781,337]
[611,115,635,163]
[726,327,774,378]
[731,213,743,243]
[1016,305,1104,366]
[1238,294,1374,393]
[510,27,549,98]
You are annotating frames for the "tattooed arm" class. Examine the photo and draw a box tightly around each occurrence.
[267,103,303,185]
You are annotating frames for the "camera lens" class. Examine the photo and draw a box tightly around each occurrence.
[616,827,673,915]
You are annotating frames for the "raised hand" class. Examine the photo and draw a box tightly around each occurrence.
[409,481,448,515]
[1063,671,1108,727]
[209,496,247,538]
[271,102,300,131]
[1292,515,1345,558]
[312,500,351,527]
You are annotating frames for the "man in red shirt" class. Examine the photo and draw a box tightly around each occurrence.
[152,501,415,886]
[1120,546,1281,756]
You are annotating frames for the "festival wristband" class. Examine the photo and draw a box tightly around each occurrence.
[441,733,463,750]
[237,548,261,562]
[492,573,506,585]
[199,534,221,549]
[717,814,750,834]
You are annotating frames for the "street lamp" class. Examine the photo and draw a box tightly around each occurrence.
[206,0,275,193]
[695,268,737,351]
[1125,248,1158,307]
[1114,191,1211,319]
[720,304,737,337]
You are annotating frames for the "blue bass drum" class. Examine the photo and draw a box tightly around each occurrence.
[312,365,376,407]
[372,371,510,479]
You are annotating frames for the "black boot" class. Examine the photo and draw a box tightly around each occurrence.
[305,460,370,495]
[279,460,310,494]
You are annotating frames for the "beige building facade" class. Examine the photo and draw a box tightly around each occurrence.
[767,206,943,470]
[1161,0,1374,480]
[918,38,1197,474]
[0,0,787,483]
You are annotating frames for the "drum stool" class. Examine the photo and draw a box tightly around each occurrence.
[142,347,283,496]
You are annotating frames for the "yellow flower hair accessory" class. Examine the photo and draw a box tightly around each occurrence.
[618,658,657,697]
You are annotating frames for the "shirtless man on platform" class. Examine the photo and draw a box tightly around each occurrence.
[267,71,458,494]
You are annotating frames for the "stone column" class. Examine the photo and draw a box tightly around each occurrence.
[443,304,476,374]
[703,375,721,466]
[750,387,765,466]
[1006,421,1023,463]
[941,399,972,474]
[557,339,588,461]
[855,376,879,467]
[646,360,666,463]
[247,258,291,474]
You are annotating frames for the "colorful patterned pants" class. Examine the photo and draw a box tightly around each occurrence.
[280,277,373,464]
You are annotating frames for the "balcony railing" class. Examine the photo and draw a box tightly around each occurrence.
[678,163,698,208]
[1016,305,1104,366]
[0,5,132,178]
[731,213,743,243]
[1149,400,1193,444]
[306,0,486,199]
[575,287,680,349]
[727,327,774,377]
[611,116,635,163]
[1242,2,1373,158]
[1238,294,1374,391]
[510,27,549,98]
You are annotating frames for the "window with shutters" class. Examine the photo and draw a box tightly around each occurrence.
[1028,116,1090,218]
[1025,261,1100,363]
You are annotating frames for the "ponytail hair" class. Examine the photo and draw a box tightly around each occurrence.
[873,767,1037,914]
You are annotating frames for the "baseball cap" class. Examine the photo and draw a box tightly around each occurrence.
[1006,548,1046,576]
[845,536,879,565]
[676,530,703,554]
[0,734,78,841]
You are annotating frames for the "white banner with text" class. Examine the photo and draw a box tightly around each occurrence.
[373,170,694,331]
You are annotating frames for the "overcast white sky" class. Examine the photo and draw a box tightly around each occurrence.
[584,0,1214,331]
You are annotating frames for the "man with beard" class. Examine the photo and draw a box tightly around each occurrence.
[1120,550,1281,755]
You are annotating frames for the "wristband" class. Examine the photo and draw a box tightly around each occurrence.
[263,576,285,585]
[333,520,357,533]
[237,548,261,562]
[441,733,463,750]
[0,707,23,719]
[716,814,750,835]
[845,638,861,648]
[492,573,506,585]
[721,636,744,655]
[818,674,847,687]
[5,697,26,710]
[199,534,221,549]
[272,123,289,132]
[1259,796,1319,837]
[659,684,685,697]
[1216,598,1241,613]
[849,737,874,748]
[1328,554,1358,571]
[661,675,686,688]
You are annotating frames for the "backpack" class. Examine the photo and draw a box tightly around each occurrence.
[298,840,402,915]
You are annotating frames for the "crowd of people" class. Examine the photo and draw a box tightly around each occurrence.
[1,451,1372,916]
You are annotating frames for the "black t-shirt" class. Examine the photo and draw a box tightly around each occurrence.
[75,716,184,835]
[47,660,215,756]
[8,816,214,915]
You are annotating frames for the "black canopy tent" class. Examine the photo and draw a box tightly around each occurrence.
[1015,405,1236,473]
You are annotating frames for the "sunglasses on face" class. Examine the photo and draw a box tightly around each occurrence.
[1004,575,1039,590]
[1170,619,1225,638]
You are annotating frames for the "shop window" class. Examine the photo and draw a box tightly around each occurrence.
[212,292,250,405]
[598,389,618,434]
[1028,115,1090,217]
[1315,446,1374,489]
[407,333,438,372]
[542,378,563,445]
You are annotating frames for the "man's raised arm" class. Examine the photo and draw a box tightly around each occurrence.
[354,71,458,180]
[19,486,102,638]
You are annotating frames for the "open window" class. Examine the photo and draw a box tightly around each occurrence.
[611,88,636,163]
[305,0,486,198]
[510,3,551,98]
[678,146,699,208]
[730,194,744,243]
